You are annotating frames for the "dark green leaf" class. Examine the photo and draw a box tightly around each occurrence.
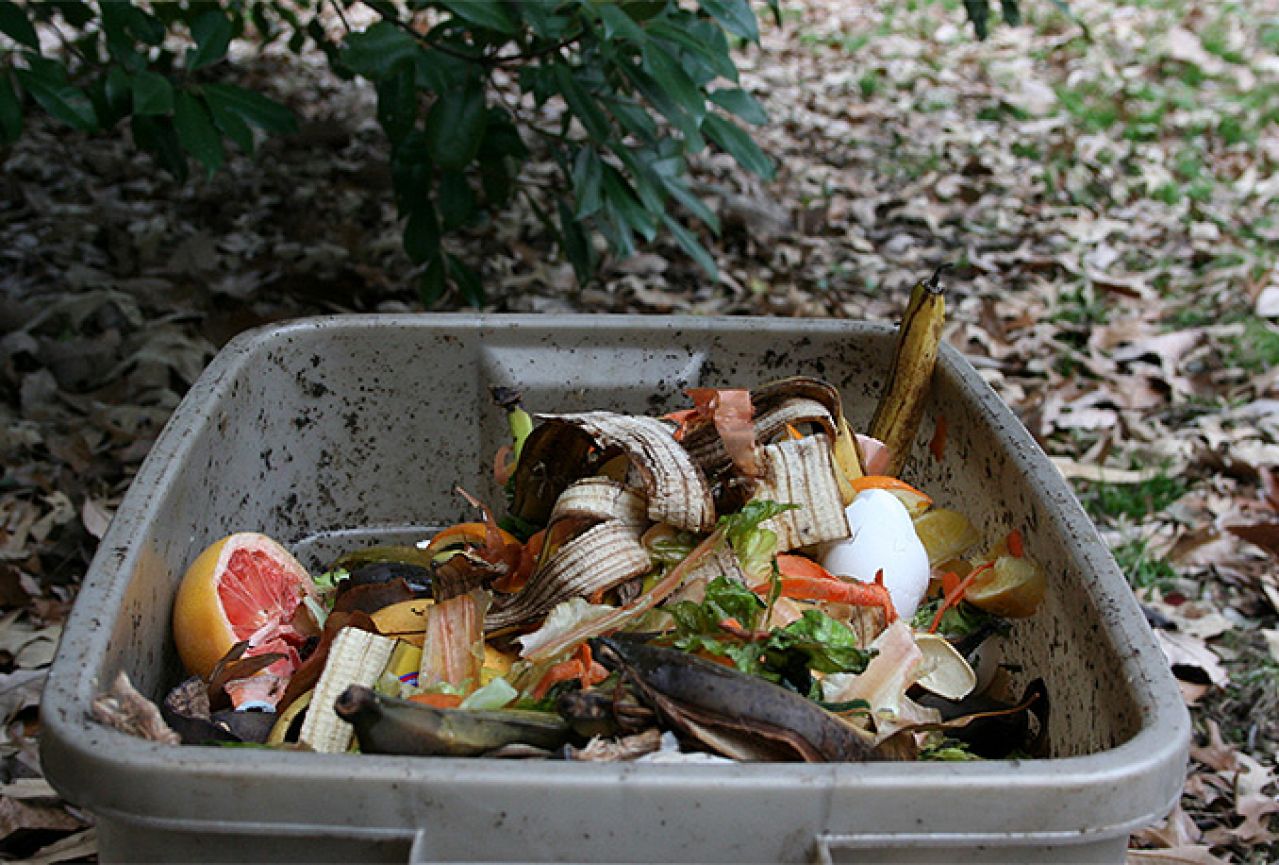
[765,610,871,675]
[910,598,1008,638]
[375,61,416,146]
[557,200,593,286]
[439,0,517,35]
[661,213,717,279]
[572,147,603,219]
[963,0,990,40]
[649,22,736,82]
[671,576,766,638]
[131,114,187,180]
[609,144,664,212]
[342,21,419,80]
[425,80,486,170]
[48,1,92,29]
[481,110,527,158]
[0,0,38,50]
[203,83,297,133]
[0,71,21,145]
[15,67,96,131]
[415,49,471,92]
[419,253,447,307]
[479,157,512,206]
[641,42,706,125]
[1000,0,1021,26]
[205,88,254,152]
[661,175,719,233]
[403,204,441,264]
[599,201,637,259]
[605,96,658,143]
[131,70,174,116]
[601,166,656,241]
[91,65,131,127]
[597,5,645,43]
[99,3,143,70]
[188,9,233,70]
[128,6,165,46]
[552,64,610,141]
[173,90,224,177]
[437,171,475,229]
[709,88,767,125]
[702,113,773,178]
[699,0,758,41]
[363,0,398,18]
[447,254,485,307]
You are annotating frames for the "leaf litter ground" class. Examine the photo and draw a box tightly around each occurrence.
[1,0,1276,861]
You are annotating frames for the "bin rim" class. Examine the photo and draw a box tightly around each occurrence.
[41,313,1190,835]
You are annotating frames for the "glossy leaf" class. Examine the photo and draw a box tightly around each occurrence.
[205,87,254,152]
[173,90,224,177]
[188,9,233,70]
[661,213,718,280]
[131,70,174,116]
[0,0,39,50]
[131,113,187,181]
[440,0,517,35]
[376,61,416,146]
[425,80,487,170]
[661,174,720,233]
[703,113,774,178]
[1000,0,1021,26]
[597,5,645,43]
[601,165,657,242]
[649,20,736,82]
[553,64,611,141]
[710,87,767,125]
[699,0,758,41]
[15,67,96,131]
[203,83,297,133]
[572,147,604,219]
[641,42,705,125]
[47,0,93,28]
[342,21,419,80]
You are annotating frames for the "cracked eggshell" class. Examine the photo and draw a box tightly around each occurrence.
[820,488,931,621]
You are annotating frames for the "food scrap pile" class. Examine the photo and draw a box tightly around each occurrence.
[154,273,1049,762]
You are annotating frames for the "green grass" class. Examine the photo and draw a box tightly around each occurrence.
[1078,473,1189,522]
[1110,538,1179,591]
[1226,317,1279,373]
[859,70,882,99]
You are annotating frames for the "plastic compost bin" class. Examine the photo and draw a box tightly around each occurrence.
[41,315,1189,864]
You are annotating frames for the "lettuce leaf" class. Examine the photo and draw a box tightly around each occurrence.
[910,597,1004,638]
[763,610,872,675]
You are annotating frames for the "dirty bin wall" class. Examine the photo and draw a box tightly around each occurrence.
[41,315,1189,864]
[105,317,1140,754]
[907,356,1146,756]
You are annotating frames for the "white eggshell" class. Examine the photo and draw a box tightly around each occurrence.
[820,488,931,620]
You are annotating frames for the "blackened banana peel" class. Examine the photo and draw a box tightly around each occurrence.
[592,635,895,763]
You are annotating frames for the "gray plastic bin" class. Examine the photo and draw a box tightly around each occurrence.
[41,315,1188,864]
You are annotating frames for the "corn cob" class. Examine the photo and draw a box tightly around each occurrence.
[298,627,396,753]
[869,268,947,478]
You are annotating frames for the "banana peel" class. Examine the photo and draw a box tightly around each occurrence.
[371,598,435,646]
[870,268,947,478]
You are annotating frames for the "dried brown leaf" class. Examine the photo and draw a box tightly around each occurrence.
[1227,523,1279,560]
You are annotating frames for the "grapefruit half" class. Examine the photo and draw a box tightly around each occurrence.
[172,532,315,680]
